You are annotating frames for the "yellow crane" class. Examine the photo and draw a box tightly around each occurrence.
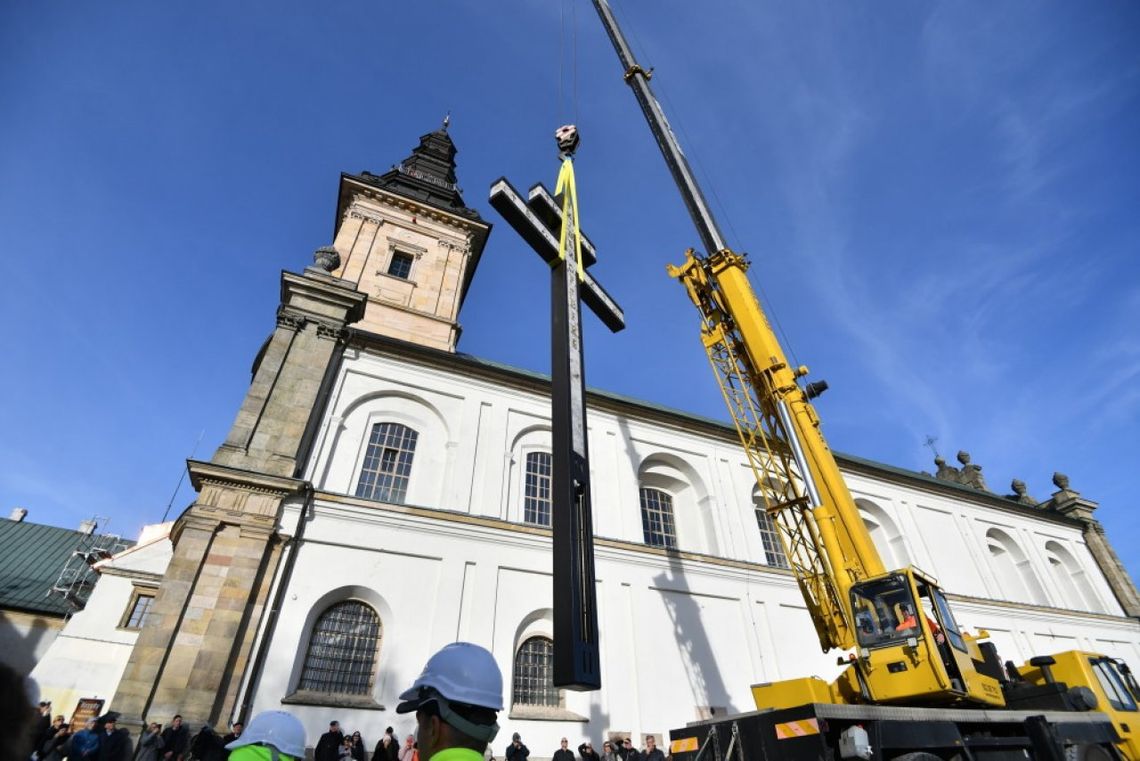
[588,2,1137,758]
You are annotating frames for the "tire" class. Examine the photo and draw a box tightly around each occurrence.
[1065,744,1117,761]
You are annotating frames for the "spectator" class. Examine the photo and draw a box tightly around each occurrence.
[600,740,618,761]
[191,724,228,761]
[553,738,575,761]
[339,736,355,761]
[221,724,243,756]
[41,719,73,761]
[374,726,400,761]
[399,735,416,761]
[71,719,102,761]
[33,701,53,754]
[96,714,132,761]
[578,741,600,761]
[620,737,640,761]
[393,641,503,761]
[642,737,664,761]
[351,731,367,761]
[161,715,190,761]
[316,721,345,761]
[506,733,529,761]
[224,710,306,761]
[136,723,165,761]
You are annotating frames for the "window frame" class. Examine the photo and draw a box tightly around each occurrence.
[523,450,553,527]
[753,508,789,569]
[354,421,419,505]
[511,636,562,709]
[118,586,157,631]
[639,486,678,549]
[296,599,383,698]
[386,251,415,280]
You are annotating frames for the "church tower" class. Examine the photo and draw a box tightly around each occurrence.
[110,123,484,730]
[329,120,490,351]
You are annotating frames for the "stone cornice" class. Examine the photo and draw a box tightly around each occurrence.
[188,460,309,497]
[339,176,490,235]
[280,270,368,327]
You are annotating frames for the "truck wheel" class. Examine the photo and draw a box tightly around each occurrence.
[891,753,942,761]
[1065,744,1115,761]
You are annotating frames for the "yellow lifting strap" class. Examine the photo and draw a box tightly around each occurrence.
[555,156,586,282]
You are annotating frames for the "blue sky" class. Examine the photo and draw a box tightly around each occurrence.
[2,2,1137,586]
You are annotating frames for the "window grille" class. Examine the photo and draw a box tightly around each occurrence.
[512,636,559,707]
[355,422,418,504]
[124,593,155,629]
[388,252,414,279]
[640,487,677,548]
[523,451,552,526]
[754,509,789,568]
[298,601,382,695]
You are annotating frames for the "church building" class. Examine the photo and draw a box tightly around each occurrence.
[30,124,1140,755]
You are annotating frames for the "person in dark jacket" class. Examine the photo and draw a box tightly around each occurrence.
[191,724,228,761]
[349,731,367,761]
[505,733,529,761]
[221,721,243,758]
[161,716,190,761]
[553,738,575,761]
[617,737,639,761]
[315,721,345,761]
[96,714,132,761]
[41,721,73,761]
[374,726,400,761]
[578,742,600,761]
[641,736,664,761]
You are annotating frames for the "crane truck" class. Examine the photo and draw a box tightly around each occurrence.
[587,2,1139,759]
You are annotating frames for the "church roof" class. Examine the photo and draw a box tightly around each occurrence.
[0,520,134,616]
[349,124,483,221]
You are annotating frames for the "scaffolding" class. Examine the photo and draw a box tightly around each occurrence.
[48,517,130,612]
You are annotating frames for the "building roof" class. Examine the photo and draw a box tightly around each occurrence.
[0,520,132,616]
[349,124,483,221]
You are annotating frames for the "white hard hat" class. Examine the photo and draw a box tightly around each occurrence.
[396,642,503,742]
[225,710,306,759]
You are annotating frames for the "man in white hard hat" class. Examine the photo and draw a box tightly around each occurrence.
[396,642,504,761]
[224,710,307,761]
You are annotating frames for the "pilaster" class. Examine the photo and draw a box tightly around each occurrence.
[112,260,367,728]
[1050,488,1140,618]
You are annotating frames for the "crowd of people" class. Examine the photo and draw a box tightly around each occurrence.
[12,647,673,761]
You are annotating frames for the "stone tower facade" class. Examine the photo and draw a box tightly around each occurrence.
[329,124,490,351]
[110,124,487,729]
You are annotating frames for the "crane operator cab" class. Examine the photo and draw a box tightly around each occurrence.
[847,568,1004,707]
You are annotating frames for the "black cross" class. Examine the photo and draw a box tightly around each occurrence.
[490,176,624,690]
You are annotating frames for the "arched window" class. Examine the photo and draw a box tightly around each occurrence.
[985,528,1047,605]
[1044,540,1102,612]
[640,487,677,548]
[754,510,789,568]
[298,601,382,695]
[355,422,418,504]
[512,636,559,707]
[751,483,789,568]
[523,451,552,526]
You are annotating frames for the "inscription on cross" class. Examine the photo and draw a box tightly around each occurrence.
[489,128,624,690]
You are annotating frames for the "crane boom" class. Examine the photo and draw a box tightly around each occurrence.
[590,1,1007,709]
[589,0,883,653]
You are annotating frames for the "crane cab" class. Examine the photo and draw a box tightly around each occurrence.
[848,568,1004,707]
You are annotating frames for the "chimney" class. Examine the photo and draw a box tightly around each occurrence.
[78,519,98,535]
[8,507,27,522]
